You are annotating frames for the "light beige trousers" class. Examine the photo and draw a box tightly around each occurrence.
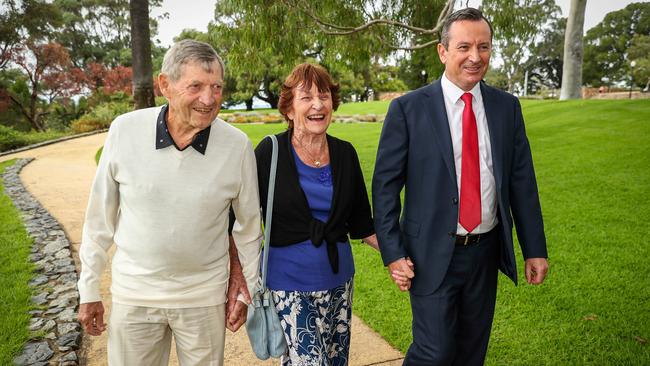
[108,303,226,366]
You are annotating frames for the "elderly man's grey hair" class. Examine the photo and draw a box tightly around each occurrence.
[161,39,225,81]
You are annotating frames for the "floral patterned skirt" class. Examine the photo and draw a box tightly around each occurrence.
[271,279,354,366]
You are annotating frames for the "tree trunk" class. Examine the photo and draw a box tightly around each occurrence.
[28,88,45,131]
[267,94,278,109]
[559,0,587,100]
[9,93,44,132]
[130,0,155,109]
[245,98,253,111]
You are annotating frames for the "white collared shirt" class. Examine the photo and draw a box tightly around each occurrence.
[440,73,498,235]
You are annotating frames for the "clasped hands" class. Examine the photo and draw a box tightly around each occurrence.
[386,256,548,291]
[387,257,415,291]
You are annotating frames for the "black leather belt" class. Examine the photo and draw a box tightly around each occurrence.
[454,229,493,246]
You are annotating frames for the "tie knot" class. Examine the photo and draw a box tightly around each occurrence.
[461,92,473,105]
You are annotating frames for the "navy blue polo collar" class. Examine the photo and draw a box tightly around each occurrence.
[155,105,211,155]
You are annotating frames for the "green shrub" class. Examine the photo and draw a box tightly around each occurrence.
[20,130,68,146]
[224,112,284,124]
[70,102,131,133]
[0,126,70,152]
[0,125,27,151]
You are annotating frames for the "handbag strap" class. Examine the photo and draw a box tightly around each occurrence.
[260,134,278,291]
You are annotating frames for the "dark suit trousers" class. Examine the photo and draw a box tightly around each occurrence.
[404,230,499,366]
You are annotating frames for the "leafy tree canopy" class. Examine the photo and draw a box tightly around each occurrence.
[582,2,650,87]
[627,34,650,89]
[201,0,455,106]
[52,0,162,67]
[0,0,63,68]
[482,0,560,93]
[526,17,566,92]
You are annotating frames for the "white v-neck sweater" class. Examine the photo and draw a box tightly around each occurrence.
[77,107,262,308]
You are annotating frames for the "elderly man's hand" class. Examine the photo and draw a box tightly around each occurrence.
[226,267,251,332]
[78,301,107,336]
[226,236,251,332]
[226,265,251,331]
[227,300,248,332]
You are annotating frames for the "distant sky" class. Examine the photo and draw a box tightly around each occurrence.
[152,0,649,47]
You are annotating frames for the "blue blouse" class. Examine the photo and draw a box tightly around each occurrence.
[265,147,355,291]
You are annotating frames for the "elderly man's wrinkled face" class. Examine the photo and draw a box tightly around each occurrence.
[160,60,223,131]
[438,19,492,91]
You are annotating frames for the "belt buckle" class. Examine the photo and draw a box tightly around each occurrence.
[463,235,470,246]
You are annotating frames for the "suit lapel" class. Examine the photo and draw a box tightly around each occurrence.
[481,82,504,191]
[424,81,457,187]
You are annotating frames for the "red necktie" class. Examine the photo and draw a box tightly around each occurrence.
[459,92,481,233]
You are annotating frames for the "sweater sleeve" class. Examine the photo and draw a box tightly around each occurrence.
[77,121,120,304]
[346,142,375,239]
[231,139,263,298]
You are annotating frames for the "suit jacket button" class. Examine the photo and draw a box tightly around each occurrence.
[452,198,458,204]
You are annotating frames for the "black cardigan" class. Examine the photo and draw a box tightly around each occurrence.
[255,130,374,273]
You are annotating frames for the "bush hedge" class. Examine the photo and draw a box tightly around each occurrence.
[70,102,131,133]
[0,125,68,153]
[0,125,24,151]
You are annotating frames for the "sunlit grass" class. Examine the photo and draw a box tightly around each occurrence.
[0,160,34,364]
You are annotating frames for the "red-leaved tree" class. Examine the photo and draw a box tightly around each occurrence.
[83,62,133,95]
[6,40,84,131]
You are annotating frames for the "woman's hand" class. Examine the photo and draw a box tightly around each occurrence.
[361,234,380,251]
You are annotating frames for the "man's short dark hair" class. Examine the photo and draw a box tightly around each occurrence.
[440,7,493,49]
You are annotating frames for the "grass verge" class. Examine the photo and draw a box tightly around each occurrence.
[0,159,34,364]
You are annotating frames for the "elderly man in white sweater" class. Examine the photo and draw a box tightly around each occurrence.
[77,40,261,365]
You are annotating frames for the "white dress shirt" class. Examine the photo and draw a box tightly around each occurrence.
[440,73,498,235]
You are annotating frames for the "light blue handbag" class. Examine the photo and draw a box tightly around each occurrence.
[245,135,288,360]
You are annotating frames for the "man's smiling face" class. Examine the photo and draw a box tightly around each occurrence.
[438,19,492,91]
[160,60,223,131]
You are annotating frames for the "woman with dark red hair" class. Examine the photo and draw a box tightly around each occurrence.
[253,63,382,365]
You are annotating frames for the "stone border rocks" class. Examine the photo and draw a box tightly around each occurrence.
[3,159,81,366]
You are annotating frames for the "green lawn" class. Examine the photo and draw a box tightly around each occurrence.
[237,99,650,364]
[336,100,390,115]
[0,160,34,364]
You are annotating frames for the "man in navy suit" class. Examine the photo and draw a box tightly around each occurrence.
[372,8,549,366]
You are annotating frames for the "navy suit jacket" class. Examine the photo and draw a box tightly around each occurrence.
[372,80,548,295]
